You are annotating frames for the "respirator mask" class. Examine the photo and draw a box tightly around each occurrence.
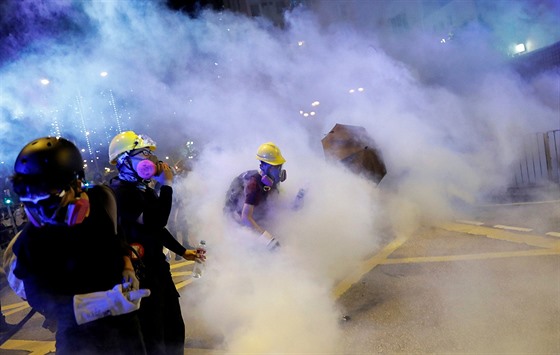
[130,149,162,180]
[260,163,287,189]
[20,188,89,227]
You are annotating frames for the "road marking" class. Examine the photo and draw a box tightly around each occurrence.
[493,224,533,232]
[170,260,193,269]
[171,260,195,289]
[4,303,30,316]
[381,248,560,264]
[2,301,28,311]
[438,222,558,249]
[477,199,560,207]
[175,278,194,290]
[456,220,484,226]
[0,339,55,355]
[171,271,193,277]
[332,234,409,299]
[546,232,560,238]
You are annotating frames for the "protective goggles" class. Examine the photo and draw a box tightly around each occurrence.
[116,148,155,167]
[134,134,157,150]
[129,149,154,158]
[19,190,65,226]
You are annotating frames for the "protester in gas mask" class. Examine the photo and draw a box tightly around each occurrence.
[10,136,149,355]
[109,131,204,355]
[224,142,287,250]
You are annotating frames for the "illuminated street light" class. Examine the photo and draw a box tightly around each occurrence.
[514,43,526,54]
[100,71,108,77]
[349,88,365,94]
[40,78,50,85]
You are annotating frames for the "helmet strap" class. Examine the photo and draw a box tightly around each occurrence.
[24,205,43,227]
[280,169,287,182]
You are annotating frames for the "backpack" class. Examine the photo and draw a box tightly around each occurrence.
[223,170,259,215]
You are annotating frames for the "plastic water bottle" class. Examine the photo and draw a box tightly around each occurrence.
[293,188,306,210]
[191,240,206,279]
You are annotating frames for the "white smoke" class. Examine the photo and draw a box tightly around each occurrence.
[0,0,558,352]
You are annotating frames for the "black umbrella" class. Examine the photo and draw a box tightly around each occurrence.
[321,123,386,184]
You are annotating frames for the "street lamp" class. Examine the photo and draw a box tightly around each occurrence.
[514,43,526,54]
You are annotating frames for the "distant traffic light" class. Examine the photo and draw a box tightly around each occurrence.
[3,188,13,205]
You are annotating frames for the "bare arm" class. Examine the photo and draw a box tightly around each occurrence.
[241,203,265,234]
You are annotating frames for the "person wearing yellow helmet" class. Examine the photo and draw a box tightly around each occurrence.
[108,131,205,355]
[224,142,287,250]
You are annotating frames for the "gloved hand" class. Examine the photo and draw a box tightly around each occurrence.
[73,282,151,325]
[258,231,281,251]
[122,268,140,291]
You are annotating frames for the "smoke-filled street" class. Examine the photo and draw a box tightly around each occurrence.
[1,195,559,354]
[0,0,558,354]
[336,199,560,354]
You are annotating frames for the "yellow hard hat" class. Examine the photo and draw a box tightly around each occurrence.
[109,131,156,164]
[256,142,286,166]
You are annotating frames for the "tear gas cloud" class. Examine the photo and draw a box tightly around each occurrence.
[0,0,558,352]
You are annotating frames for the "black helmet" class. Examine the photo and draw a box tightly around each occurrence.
[12,137,85,196]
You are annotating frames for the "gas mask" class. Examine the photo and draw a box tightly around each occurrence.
[20,188,90,227]
[260,163,287,188]
[136,155,161,180]
[128,149,162,180]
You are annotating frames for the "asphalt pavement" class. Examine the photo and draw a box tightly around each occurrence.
[335,196,559,354]
[0,194,558,354]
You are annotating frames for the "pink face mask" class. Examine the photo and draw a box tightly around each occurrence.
[136,159,158,179]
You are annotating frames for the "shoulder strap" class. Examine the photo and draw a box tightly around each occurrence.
[89,184,118,235]
[242,170,259,180]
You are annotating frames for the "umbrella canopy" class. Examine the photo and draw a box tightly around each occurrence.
[321,123,387,184]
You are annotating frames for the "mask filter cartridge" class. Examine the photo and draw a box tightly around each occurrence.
[261,175,274,187]
[136,159,158,179]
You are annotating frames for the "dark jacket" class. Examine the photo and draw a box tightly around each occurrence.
[109,177,186,355]
[13,184,144,355]
[109,179,186,277]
